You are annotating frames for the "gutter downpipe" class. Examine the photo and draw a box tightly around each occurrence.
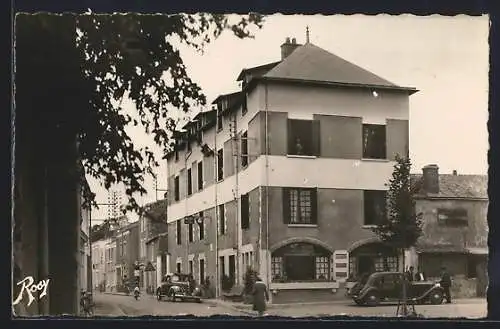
[264,81,271,301]
[214,110,220,298]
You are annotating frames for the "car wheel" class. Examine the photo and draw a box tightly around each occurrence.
[429,291,444,305]
[354,299,365,306]
[365,293,380,307]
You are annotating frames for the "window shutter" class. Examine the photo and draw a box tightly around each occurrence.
[282,188,290,224]
[312,120,321,156]
[311,188,318,224]
[287,119,293,154]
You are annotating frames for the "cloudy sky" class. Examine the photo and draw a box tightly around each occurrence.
[87,14,489,223]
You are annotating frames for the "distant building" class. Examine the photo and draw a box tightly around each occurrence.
[165,36,417,303]
[138,199,168,292]
[92,239,110,291]
[78,176,92,294]
[114,221,139,292]
[409,165,488,297]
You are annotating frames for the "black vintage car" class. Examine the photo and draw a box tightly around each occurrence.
[156,273,202,303]
[351,272,445,306]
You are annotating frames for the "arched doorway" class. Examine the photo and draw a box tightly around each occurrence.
[349,241,399,278]
[271,241,332,282]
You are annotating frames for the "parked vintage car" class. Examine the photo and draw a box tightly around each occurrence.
[156,273,202,303]
[351,271,445,306]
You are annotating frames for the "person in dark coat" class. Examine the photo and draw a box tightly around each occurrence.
[439,266,452,303]
[251,277,269,316]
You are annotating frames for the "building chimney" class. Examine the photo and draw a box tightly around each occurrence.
[280,37,301,60]
[422,164,440,194]
[452,170,458,176]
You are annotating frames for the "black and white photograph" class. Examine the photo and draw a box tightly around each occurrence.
[12,12,489,319]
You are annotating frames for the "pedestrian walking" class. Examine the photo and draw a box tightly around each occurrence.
[439,266,452,303]
[251,277,269,317]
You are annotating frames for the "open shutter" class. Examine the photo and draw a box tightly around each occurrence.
[282,188,290,224]
[310,188,318,224]
[333,250,349,282]
[287,119,293,154]
[312,120,321,156]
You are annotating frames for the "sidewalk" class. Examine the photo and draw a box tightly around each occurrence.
[210,298,486,316]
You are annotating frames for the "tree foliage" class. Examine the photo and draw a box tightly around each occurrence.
[372,154,424,249]
[75,13,264,212]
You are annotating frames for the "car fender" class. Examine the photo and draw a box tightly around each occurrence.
[357,287,377,300]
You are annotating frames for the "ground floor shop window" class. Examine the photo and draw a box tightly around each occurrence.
[271,242,332,282]
[315,256,329,280]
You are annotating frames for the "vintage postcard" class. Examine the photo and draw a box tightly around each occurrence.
[12,13,489,319]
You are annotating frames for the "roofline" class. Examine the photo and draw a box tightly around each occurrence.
[211,91,242,104]
[254,76,419,95]
[236,61,282,81]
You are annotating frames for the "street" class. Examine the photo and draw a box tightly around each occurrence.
[93,293,245,317]
[93,293,486,318]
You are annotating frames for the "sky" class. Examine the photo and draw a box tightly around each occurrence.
[87,14,490,223]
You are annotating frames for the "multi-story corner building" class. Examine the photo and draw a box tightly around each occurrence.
[165,36,417,302]
[409,165,488,298]
[138,199,168,291]
[114,221,139,292]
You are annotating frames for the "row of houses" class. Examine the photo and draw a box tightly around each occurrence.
[91,36,488,303]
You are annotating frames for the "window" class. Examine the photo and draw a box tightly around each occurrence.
[199,259,205,284]
[217,149,224,181]
[198,211,205,240]
[241,193,250,229]
[271,257,283,281]
[217,109,223,131]
[218,204,226,235]
[467,257,478,278]
[363,124,386,159]
[315,256,330,280]
[188,222,194,242]
[242,93,248,115]
[437,208,469,227]
[189,260,194,275]
[187,168,192,196]
[364,190,387,225]
[197,161,203,190]
[241,131,248,167]
[174,176,180,201]
[283,188,317,224]
[287,119,320,156]
[176,220,182,245]
[176,262,182,273]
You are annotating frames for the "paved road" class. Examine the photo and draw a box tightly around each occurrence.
[265,300,487,318]
[93,293,244,317]
[93,293,486,319]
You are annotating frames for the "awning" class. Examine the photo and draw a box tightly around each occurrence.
[416,244,468,254]
[466,247,488,255]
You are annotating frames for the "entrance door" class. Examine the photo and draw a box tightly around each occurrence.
[358,256,375,275]
[285,256,315,281]
[228,255,236,286]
